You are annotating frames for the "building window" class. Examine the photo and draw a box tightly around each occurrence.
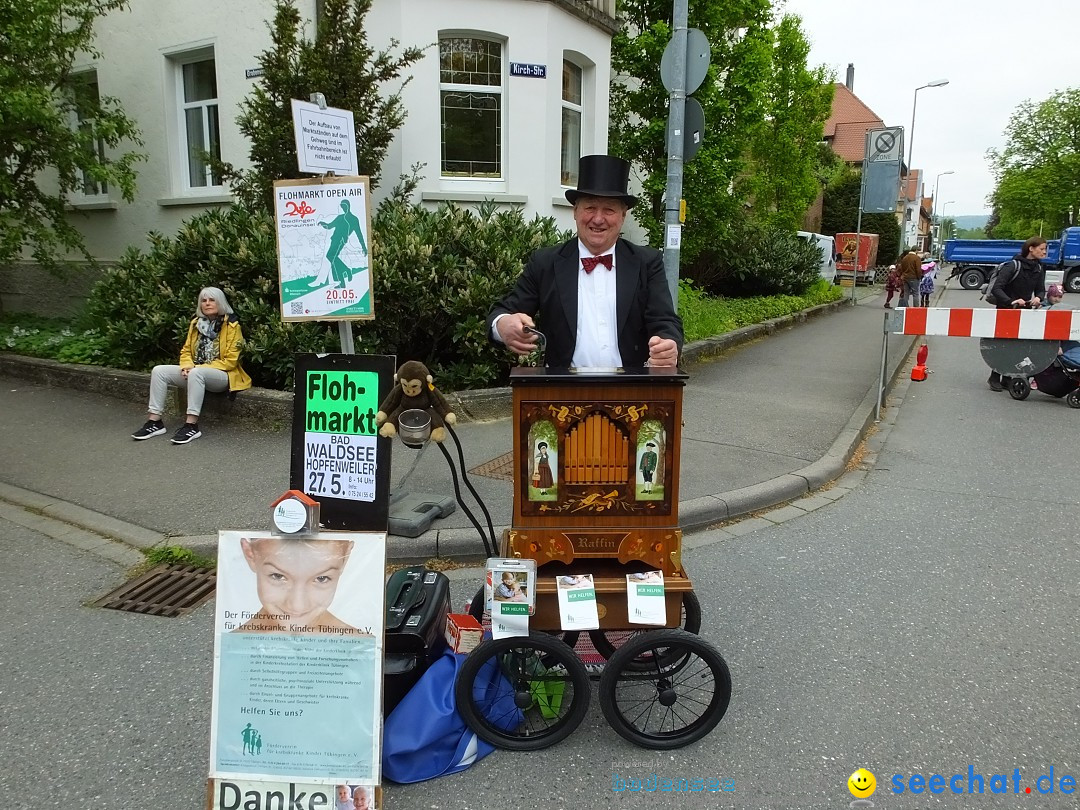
[561,61,582,186]
[439,36,502,178]
[178,56,221,189]
[69,71,109,199]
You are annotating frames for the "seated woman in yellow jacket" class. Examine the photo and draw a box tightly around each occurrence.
[131,287,252,444]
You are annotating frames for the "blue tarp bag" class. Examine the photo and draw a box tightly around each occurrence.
[382,645,521,783]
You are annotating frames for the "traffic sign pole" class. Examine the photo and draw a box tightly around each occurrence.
[662,0,689,310]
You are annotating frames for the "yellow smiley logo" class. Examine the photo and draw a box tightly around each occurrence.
[848,768,876,798]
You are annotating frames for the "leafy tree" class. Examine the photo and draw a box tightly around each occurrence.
[987,88,1080,238]
[954,227,985,240]
[740,14,835,230]
[0,0,143,275]
[609,0,773,264]
[821,167,900,261]
[217,0,424,213]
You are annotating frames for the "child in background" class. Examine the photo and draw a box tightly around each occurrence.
[1031,285,1065,391]
[884,265,900,308]
[919,263,935,306]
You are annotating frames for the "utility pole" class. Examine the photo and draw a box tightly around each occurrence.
[662,0,689,309]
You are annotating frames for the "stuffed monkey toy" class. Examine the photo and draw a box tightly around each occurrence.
[376,360,457,442]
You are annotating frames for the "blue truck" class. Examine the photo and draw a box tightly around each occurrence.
[943,227,1080,292]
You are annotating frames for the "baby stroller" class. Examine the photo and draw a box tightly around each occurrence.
[1006,342,1080,408]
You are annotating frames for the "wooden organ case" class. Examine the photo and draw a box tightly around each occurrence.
[503,367,691,627]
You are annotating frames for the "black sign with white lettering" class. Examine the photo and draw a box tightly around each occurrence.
[510,63,547,79]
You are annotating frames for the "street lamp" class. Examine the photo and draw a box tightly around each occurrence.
[940,200,956,241]
[932,170,954,221]
[932,170,954,256]
[905,79,949,249]
[907,79,949,180]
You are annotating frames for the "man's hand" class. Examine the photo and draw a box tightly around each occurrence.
[1011,298,1027,308]
[496,313,538,355]
[1030,296,1042,308]
[647,336,679,367]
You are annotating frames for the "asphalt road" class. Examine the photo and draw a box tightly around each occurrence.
[2,287,1078,809]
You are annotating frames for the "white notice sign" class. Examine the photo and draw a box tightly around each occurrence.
[291,99,358,176]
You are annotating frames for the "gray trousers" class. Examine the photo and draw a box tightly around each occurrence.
[903,279,920,307]
[148,365,229,417]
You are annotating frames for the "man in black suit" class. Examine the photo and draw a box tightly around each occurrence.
[488,155,683,368]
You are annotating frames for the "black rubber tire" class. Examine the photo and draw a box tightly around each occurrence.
[959,268,985,290]
[587,590,702,671]
[469,585,580,650]
[598,629,731,750]
[1008,377,1031,401]
[1065,272,1080,295]
[1067,390,1080,409]
[455,631,591,751]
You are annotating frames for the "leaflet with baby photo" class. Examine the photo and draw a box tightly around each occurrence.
[484,558,536,615]
[556,573,600,631]
[209,530,385,785]
[625,570,667,625]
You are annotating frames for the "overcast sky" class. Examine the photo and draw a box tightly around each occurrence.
[779,0,1079,218]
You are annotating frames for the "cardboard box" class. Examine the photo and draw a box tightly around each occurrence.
[445,613,483,654]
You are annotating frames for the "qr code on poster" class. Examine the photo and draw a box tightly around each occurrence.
[290,301,303,315]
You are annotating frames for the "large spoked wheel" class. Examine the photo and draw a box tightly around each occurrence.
[1067,389,1080,409]
[469,585,580,650]
[1008,377,1031,400]
[456,631,591,751]
[598,629,731,750]
[587,591,702,672]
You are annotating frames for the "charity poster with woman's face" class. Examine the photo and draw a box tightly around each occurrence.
[209,531,385,786]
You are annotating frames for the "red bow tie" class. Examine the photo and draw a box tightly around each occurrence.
[581,254,613,273]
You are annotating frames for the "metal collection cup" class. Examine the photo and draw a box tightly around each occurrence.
[397,408,431,447]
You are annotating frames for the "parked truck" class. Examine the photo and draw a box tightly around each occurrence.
[834,232,879,285]
[943,227,1080,292]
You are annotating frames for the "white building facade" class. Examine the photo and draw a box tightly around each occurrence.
[66,0,618,263]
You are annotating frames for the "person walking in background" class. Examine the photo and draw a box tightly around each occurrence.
[897,250,922,307]
[919,262,935,306]
[488,154,683,369]
[986,236,1048,391]
[883,265,901,308]
[130,287,252,444]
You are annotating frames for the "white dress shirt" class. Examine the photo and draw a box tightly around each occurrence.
[572,242,620,368]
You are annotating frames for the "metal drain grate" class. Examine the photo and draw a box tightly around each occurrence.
[94,563,216,617]
[468,451,515,481]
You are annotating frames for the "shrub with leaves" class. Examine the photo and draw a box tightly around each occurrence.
[83,197,571,391]
[684,223,822,298]
[362,198,571,388]
[85,205,342,389]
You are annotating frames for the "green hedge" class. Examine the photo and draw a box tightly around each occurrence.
[679,278,842,341]
[83,201,571,391]
[683,223,823,298]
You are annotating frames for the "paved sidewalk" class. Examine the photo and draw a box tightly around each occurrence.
[0,285,924,562]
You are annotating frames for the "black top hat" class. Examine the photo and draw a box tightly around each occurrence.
[565,155,637,208]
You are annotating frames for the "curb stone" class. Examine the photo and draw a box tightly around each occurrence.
[0,293,861,426]
[1,289,927,564]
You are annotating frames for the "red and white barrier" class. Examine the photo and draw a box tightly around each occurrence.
[887,307,1080,340]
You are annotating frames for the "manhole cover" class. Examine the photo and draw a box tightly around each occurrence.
[469,451,515,481]
[94,563,216,617]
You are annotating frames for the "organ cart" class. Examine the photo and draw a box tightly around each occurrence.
[456,367,731,750]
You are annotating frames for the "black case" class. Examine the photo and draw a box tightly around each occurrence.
[383,565,451,714]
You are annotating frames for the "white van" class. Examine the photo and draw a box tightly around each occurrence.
[797,231,837,284]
